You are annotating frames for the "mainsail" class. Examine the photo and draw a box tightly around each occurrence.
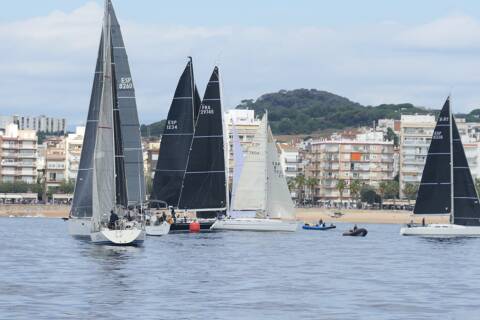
[231,114,268,212]
[414,99,452,215]
[230,122,244,208]
[266,126,295,219]
[151,59,199,207]
[92,6,116,226]
[70,33,103,218]
[178,66,227,211]
[109,2,145,206]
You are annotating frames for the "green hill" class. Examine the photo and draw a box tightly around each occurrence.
[141,89,480,136]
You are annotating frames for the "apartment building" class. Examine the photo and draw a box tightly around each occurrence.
[0,124,37,184]
[44,137,66,190]
[0,115,67,133]
[65,127,85,182]
[305,134,395,203]
[143,139,160,179]
[278,143,302,180]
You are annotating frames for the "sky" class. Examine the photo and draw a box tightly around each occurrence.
[2,0,480,127]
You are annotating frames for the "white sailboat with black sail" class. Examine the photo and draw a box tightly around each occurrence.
[68,0,145,239]
[211,112,298,232]
[400,97,480,236]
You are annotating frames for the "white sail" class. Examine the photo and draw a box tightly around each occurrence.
[230,123,244,208]
[92,7,115,228]
[266,127,295,220]
[230,114,267,212]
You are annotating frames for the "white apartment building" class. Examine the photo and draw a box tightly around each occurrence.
[0,124,37,184]
[278,143,302,180]
[66,127,85,182]
[399,115,480,198]
[0,115,67,133]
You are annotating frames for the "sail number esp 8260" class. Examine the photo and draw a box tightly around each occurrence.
[119,77,133,90]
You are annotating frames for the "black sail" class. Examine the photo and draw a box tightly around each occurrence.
[151,60,197,207]
[109,1,145,206]
[452,117,480,225]
[414,99,452,215]
[70,32,104,218]
[178,66,227,211]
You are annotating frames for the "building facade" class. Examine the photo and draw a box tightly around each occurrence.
[0,124,37,184]
[0,115,67,133]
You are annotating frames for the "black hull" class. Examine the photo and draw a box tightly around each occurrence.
[169,221,215,233]
[343,228,368,237]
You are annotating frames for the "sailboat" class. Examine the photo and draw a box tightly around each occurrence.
[400,97,480,236]
[69,0,145,245]
[211,112,298,232]
[148,64,227,233]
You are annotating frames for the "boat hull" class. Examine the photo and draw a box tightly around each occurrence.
[343,228,368,237]
[211,218,298,232]
[91,228,145,245]
[68,217,92,239]
[302,225,336,231]
[400,224,480,237]
[169,220,215,233]
[146,222,171,236]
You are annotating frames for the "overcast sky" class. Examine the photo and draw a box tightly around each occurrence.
[2,0,480,128]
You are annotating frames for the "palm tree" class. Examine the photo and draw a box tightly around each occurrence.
[336,179,346,208]
[295,174,306,205]
[306,177,319,203]
[403,183,419,204]
[349,179,361,206]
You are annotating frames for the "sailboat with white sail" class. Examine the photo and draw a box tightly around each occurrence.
[211,112,298,232]
[400,97,480,236]
[69,0,145,239]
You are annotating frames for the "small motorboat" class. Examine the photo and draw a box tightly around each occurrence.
[302,224,336,231]
[343,228,368,237]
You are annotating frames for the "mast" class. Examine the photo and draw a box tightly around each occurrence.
[219,67,230,212]
[449,96,454,224]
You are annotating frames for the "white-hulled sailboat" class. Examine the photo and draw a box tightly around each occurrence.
[68,0,145,239]
[211,112,298,232]
[90,1,145,245]
[400,97,480,236]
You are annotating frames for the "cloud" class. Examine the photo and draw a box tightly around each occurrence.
[0,3,480,128]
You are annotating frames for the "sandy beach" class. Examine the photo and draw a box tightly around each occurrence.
[0,205,449,225]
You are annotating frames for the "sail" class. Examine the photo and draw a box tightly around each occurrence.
[178,66,227,210]
[92,9,116,225]
[452,117,480,225]
[230,123,244,209]
[266,127,295,219]
[70,32,104,218]
[109,1,145,206]
[151,60,197,207]
[231,114,268,212]
[414,99,452,215]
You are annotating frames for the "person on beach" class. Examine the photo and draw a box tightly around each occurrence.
[422,217,425,226]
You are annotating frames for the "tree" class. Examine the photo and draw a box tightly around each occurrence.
[305,177,319,202]
[476,178,480,195]
[294,174,306,205]
[361,184,380,205]
[378,180,399,207]
[349,179,361,204]
[385,127,399,147]
[336,179,346,207]
[403,183,419,203]
[58,180,75,194]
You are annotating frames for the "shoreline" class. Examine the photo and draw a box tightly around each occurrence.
[0,205,449,225]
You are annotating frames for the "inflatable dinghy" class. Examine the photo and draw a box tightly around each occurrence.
[302,224,336,231]
[342,228,368,237]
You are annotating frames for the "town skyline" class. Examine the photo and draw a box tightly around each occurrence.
[2,1,480,127]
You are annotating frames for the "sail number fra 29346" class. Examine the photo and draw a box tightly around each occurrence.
[199,104,214,115]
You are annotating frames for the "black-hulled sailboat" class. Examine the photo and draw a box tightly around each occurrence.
[400,97,480,236]
[68,0,145,244]
[149,64,227,233]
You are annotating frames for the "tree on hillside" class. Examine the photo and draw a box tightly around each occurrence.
[336,179,346,208]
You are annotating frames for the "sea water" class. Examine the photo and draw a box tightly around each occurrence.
[0,217,479,320]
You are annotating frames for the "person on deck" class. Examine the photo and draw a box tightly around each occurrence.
[109,210,119,229]
[170,206,176,223]
[422,217,426,226]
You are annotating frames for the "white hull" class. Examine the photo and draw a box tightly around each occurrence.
[91,227,145,245]
[68,217,92,239]
[146,222,171,236]
[400,224,480,237]
[211,218,298,232]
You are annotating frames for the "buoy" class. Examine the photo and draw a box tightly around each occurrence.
[189,221,200,232]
